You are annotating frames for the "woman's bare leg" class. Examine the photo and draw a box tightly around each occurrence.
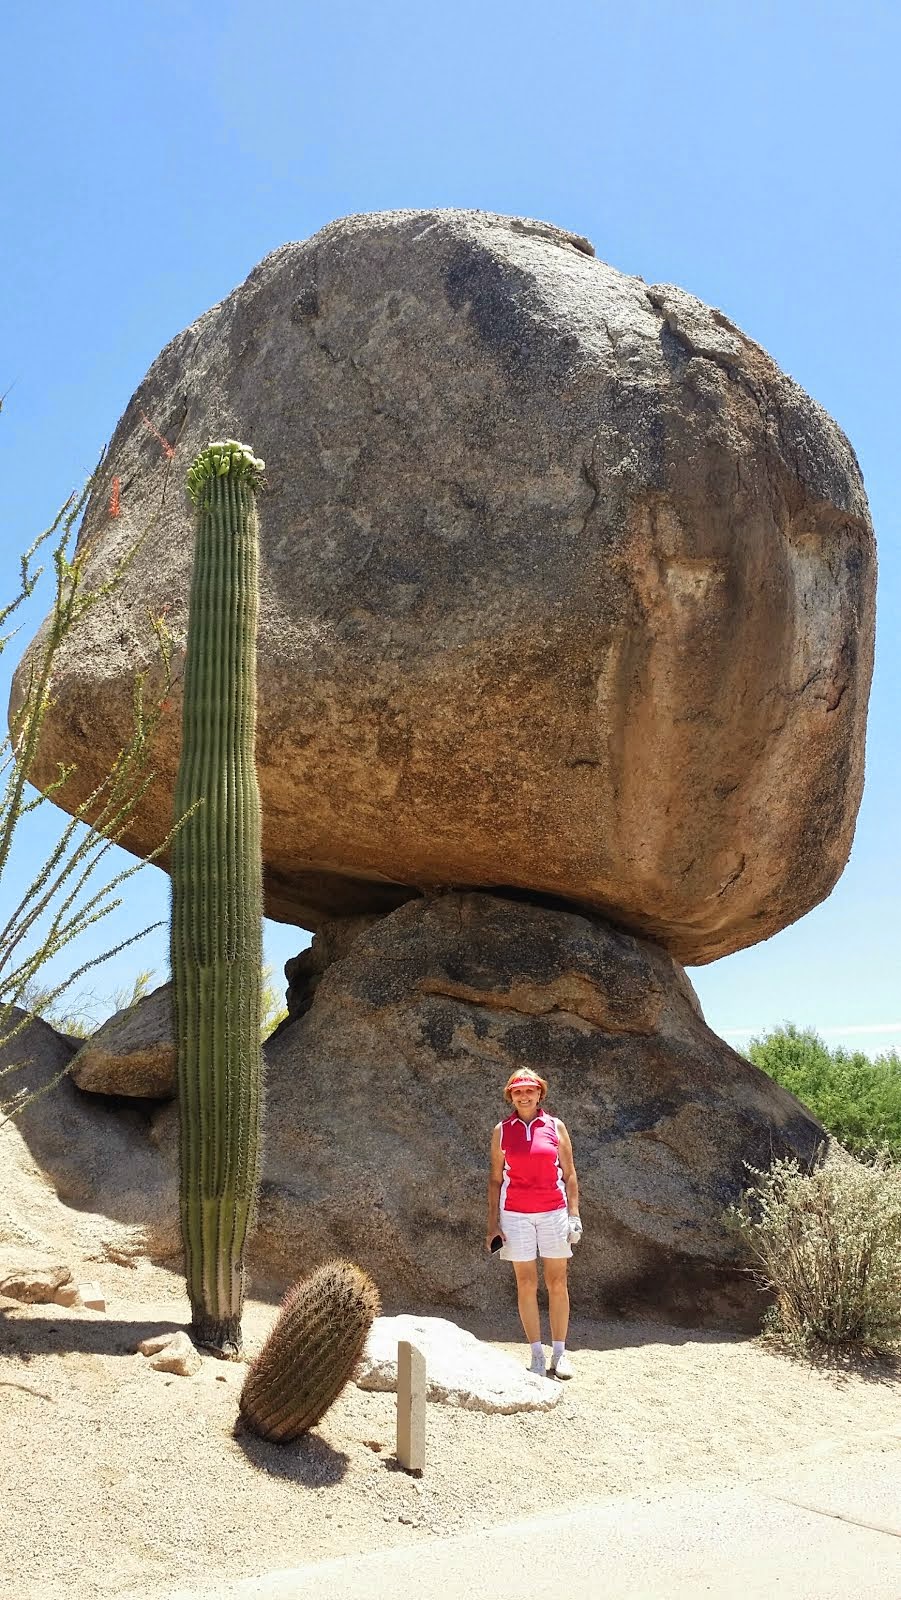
[511,1260,541,1344]
[543,1258,570,1344]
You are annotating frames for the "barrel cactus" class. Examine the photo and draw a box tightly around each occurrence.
[239,1260,381,1441]
[172,440,266,1358]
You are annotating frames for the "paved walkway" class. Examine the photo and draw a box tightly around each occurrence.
[168,1448,901,1600]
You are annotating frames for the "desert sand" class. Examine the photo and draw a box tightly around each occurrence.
[2,1252,900,1600]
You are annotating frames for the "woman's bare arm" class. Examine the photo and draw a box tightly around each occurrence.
[485,1124,504,1249]
[557,1121,580,1216]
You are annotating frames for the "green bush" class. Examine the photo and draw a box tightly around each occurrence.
[728,1153,901,1355]
[748,1025,901,1161]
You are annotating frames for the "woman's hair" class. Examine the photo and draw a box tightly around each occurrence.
[503,1069,548,1104]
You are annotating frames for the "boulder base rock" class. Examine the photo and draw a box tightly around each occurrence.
[357,1315,562,1411]
[256,894,826,1328]
[2,895,829,1330]
[12,210,875,964]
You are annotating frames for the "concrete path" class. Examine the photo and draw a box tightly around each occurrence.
[168,1448,901,1600]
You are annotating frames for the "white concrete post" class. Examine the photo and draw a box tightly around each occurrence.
[396,1339,426,1476]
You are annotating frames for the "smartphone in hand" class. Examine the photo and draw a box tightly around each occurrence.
[490,1234,503,1253]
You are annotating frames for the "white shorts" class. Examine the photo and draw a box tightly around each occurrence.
[499,1207,572,1261]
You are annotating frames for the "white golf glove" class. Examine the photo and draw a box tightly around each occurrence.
[567,1215,583,1245]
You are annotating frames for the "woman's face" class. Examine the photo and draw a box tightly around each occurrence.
[510,1084,542,1119]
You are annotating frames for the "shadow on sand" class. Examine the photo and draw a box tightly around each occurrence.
[0,1305,184,1361]
[232,1420,350,1485]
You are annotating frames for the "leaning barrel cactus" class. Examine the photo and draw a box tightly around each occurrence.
[239,1260,381,1441]
[172,440,266,1357]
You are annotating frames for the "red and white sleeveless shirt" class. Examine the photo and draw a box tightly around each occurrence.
[499,1108,567,1214]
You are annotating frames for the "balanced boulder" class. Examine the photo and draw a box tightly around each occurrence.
[11,210,875,963]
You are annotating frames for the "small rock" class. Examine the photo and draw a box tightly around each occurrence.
[77,1281,105,1311]
[52,1283,82,1308]
[0,1259,73,1304]
[138,1332,179,1357]
[148,1331,201,1377]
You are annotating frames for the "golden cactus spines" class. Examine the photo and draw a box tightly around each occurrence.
[239,1261,381,1441]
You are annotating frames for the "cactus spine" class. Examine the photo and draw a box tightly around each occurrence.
[239,1260,381,1441]
[172,440,266,1357]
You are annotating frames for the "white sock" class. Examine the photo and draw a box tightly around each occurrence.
[530,1341,544,1358]
[552,1340,565,1359]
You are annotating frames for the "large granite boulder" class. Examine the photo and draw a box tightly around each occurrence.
[253,893,826,1328]
[11,210,875,963]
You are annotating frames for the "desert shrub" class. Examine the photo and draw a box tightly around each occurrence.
[748,1025,901,1162]
[728,1152,901,1354]
[0,434,183,1118]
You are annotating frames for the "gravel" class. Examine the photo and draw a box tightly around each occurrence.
[2,1259,899,1600]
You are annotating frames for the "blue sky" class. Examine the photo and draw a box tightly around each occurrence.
[1,1,898,1053]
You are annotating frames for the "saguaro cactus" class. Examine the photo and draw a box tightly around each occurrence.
[239,1260,381,1441]
[172,440,265,1357]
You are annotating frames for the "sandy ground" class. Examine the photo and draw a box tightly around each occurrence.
[2,1253,900,1600]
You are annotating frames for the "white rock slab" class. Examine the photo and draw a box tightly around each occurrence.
[355,1315,562,1413]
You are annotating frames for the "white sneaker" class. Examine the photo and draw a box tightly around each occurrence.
[528,1349,547,1377]
[550,1350,573,1380]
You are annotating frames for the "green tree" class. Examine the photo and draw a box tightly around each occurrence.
[748,1024,901,1161]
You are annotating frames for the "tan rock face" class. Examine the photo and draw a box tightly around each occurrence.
[0,1253,73,1304]
[144,1331,201,1376]
[11,213,876,963]
[70,983,175,1099]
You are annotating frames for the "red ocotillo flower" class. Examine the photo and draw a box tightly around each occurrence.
[140,409,175,459]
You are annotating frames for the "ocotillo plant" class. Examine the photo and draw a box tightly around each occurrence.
[172,440,265,1357]
[239,1260,381,1441]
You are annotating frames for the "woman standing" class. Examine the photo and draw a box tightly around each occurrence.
[485,1068,582,1378]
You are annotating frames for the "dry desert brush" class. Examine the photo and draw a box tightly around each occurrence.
[728,1151,901,1355]
[1,458,178,1120]
[239,1260,381,1442]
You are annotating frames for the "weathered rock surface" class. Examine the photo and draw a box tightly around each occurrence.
[70,982,175,1098]
[11,210,875,964]
[254,894,827,1328]
[357,1314,562,1412]
[1,895,829,1330]
[144,1331,202,1376]
[0,1010,181,1267]
[284,917,381,1022]
[0,1251,73,1304]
